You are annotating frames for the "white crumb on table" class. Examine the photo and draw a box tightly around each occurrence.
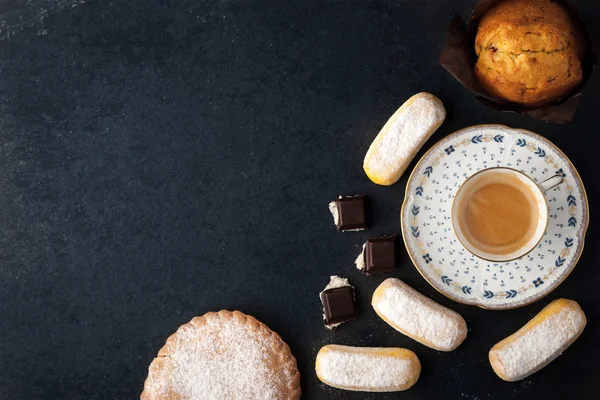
[321,275,350,292]
[328,201,339,226]
[355,243,366,271]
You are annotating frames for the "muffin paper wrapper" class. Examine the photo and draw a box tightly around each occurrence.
[439,0,596,124]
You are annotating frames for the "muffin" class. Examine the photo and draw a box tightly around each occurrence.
[474,0,585,107]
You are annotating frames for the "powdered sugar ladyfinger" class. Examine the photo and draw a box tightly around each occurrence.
[489,299,586,382]
[315,345,420,392]
[372,278,467,351]
[363,92,446,186]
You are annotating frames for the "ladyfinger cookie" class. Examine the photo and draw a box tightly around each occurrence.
[489,299,586,382]
[363,92,446,186]
[372,278,467,351]
[315,345,420,392]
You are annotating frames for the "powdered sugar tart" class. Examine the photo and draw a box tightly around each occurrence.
[401,125,588,310]
[141,310,301,400]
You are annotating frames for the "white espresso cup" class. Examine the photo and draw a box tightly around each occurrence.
[451,168,563,262]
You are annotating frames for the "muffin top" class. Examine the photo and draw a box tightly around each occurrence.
[474,0,585,106]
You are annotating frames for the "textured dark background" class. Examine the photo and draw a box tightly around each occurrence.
[0,0,598,399]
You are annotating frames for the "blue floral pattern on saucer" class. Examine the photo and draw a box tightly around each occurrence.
[401,125,589,310]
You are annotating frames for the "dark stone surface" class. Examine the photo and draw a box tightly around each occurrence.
[0,0,598,399]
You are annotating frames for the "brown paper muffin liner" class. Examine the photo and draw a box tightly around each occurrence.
[439,0,596,124]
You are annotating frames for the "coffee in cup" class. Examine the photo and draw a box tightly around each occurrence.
[452,168,562,261]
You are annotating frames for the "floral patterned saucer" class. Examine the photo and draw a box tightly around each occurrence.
[401,125,589,310]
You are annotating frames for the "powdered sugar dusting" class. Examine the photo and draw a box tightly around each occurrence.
[0,0,87,39]
[373,279,466,351]
[144,313,297,399]
[492,303,586,380]
[317,347,415,390]
[365,93,445,182]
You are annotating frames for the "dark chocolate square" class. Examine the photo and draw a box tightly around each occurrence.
[365,234,397,274]
[335,195,367,231]
[321,286,357,326]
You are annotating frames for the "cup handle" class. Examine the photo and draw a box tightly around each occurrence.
[538,174,563,192]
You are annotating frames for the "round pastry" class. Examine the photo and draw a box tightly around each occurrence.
[141,310,301,400]
[474,0,585,107]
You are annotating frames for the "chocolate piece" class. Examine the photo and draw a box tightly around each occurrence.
[333,195,367,231]
[364,235,397,275]
[321,286,358,327]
